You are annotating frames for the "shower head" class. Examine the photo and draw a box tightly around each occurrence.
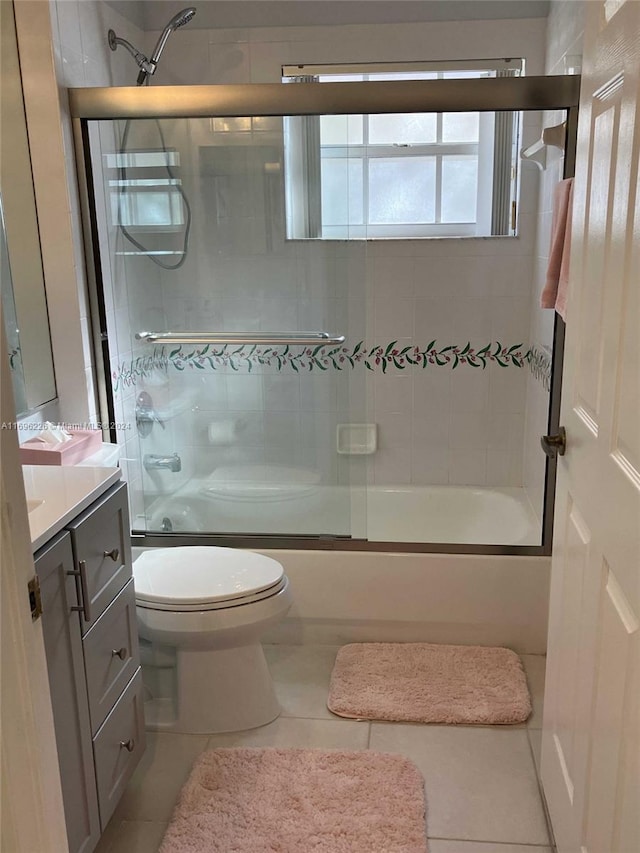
[142,7,197,84]
[166,7,197,31]
[108,7,196,86]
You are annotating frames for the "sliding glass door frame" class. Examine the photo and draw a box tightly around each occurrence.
[70,76,580,556]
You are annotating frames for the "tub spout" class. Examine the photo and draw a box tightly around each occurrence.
[144,453,182,473]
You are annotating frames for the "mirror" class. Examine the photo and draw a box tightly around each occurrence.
[0,197,27,414]
[0,0,56,416]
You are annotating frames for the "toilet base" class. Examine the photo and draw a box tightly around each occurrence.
[145,642,281,734]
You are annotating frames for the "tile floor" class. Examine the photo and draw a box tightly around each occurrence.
[96,645,554,853]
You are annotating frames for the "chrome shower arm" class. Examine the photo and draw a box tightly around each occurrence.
[107,30,153,74]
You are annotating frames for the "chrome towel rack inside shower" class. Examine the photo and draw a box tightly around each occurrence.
[136,331,346,346]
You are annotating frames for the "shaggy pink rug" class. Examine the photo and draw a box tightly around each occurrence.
[328,643,531,725]
[159,748,428,853]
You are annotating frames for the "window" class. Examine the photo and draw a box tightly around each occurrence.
[283,60,523,240]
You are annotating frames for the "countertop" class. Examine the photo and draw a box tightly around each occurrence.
[23,465,122,552]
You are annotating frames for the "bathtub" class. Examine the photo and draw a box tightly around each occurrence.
[140,483,540,547]
[366,486,539,545]
[258,548,551,654]
[133,482,549,654]
[131,543,551,655]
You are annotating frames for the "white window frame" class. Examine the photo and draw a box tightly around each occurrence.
[283,59,522,240]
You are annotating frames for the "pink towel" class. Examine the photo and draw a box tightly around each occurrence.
[541,177,574,321]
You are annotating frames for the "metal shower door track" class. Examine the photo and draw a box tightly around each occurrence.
[68,75,580,119]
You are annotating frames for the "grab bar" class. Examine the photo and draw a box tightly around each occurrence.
[136,331,346,346]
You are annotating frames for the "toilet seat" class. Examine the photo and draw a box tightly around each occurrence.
[133,547,286,612]
[135,576,288,612]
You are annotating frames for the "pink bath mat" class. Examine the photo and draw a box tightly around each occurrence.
[159,747,427,853]
[328,643,531,725]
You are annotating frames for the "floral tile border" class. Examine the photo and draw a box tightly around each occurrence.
[527,343,552,392]
[114,348,169,392]
[112,340,536,391]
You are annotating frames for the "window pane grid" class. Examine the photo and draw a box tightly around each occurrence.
[320,141,479,227]
[285,62,523,239]
[320,103,480,229]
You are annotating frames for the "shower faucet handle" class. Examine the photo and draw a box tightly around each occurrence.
[136,391,166,437]
[146,410,166,429]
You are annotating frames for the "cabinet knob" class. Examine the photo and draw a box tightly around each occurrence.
[103,548,120,562]
[119,739,135,752]
[112,647,127,660]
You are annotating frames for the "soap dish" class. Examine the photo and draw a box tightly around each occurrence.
[336,423,377,455]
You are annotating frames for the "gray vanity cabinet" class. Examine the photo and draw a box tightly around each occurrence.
[35,531,102,853]
[83,580,140,734]
[66,482,132,633]
[35,481,145,853]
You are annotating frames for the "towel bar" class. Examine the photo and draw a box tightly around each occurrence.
[136,331,346,346]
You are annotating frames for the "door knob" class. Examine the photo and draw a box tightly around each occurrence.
[541,427,567,458]
[103,548,120,561]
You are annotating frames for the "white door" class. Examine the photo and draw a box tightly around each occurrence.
[0,322,69,852]
[541,2,640,853]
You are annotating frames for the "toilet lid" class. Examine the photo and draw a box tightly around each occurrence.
[201,464,321,502]
[133,547,285,608]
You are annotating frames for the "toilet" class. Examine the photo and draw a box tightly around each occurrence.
[132,546,292,734]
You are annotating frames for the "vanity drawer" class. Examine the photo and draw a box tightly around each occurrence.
[83,579,140,735]
[93,668,145,830]
[67,482,132,633]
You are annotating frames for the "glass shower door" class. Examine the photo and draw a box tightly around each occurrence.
[90,114,366,538]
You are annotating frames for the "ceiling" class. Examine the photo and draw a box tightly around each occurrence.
[106,1,551,32]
